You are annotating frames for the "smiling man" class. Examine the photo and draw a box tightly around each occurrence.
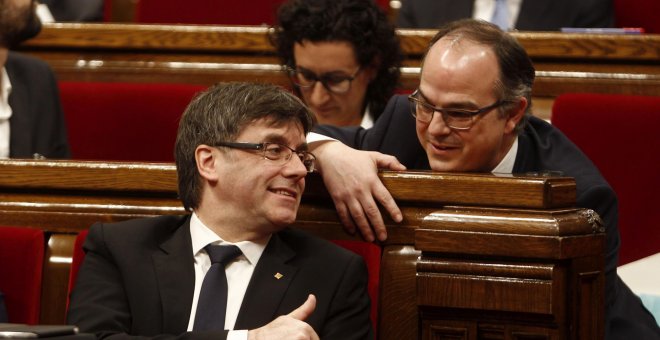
[312,19,660,338]
[67,82,372,340]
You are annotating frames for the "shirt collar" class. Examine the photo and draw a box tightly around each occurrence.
[0,67,12,120]
[189,212,269,265]
[491,137,518,174]
[360,106,374,129]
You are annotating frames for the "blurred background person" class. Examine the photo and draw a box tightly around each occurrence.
[0,0,70,158]
[272,0,402,128]
[396,0,614,31]
[38,0,104,22]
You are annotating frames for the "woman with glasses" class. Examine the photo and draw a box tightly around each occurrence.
[271,0,402,128]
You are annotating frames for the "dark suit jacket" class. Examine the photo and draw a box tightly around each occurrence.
[67,215,372,340]
[40,0,104,22]
[315,95,660,339]
[0,291,8,323]
[396,0,614,30]
[6,52,70,159]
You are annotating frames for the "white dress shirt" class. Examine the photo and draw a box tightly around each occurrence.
[491,137,518,174]
[0,67,13,159]
[473,0,523,31]
[186,212,269,339]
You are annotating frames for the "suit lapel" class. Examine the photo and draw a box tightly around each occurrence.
[234,233,298,329]
[6,54,32,157]
[152,217,196,334]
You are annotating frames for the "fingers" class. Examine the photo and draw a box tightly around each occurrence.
[372,152,407,171]
[288,294,316,321]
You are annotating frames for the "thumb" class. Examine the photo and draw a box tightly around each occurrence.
[372,152,407,171]
[288,294,316,321]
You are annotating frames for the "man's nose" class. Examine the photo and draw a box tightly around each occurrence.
[427,111,452,136]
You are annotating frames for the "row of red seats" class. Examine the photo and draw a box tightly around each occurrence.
[0,226,381,331]
[102,0,659,33]
[59,81,660,265]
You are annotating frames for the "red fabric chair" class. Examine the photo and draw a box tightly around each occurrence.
[67,231,381,332]
[331,240,381,334]
[614,0,660,33]
[66,230,89,312]
[59,82,207,162]
[551,93,660,265]
[0,226,45,324]
[135,0,391,25]
[135,0,287,25]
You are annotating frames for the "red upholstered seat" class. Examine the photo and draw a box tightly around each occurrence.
[66,229,89,312]
[0,226,45,324]
[134,0,390,25]
[331,240,381,334]
[59,82,206,162]
[551,93,660,265]
[614,0,660,33]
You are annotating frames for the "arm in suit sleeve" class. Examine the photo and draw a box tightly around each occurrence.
[40,64,71,159]
[66,224,228,340]
[319,254,373,339]
[576,0,615,28]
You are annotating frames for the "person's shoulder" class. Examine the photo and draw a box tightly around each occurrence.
[7,51,50,69]
[88,215,190,246]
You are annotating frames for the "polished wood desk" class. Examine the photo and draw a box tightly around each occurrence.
[18,23,660,119]
[0,160,605,339]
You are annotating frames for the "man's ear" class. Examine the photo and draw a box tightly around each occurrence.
[504,97,528,134]
[195,145,220,182]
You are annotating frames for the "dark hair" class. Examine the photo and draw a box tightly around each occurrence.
[424,19,535,132]
[175,82,315,211]
[270,0,402,120]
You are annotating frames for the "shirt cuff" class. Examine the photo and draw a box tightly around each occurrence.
[227,329,248,340]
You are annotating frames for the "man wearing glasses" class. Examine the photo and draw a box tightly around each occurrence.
[271,0,402,128]
[67,82,373,340]
[311,19,660,338]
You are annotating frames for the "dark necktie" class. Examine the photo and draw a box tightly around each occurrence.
[193,244,243,331]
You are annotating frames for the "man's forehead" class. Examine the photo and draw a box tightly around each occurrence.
[237,118,306,144]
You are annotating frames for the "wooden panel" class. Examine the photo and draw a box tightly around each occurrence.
[16,23,660,101]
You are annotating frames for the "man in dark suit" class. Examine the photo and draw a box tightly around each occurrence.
[311,19,659,338]
[397,0,614,30]
[0,0,70,159]
[67,82,372,340]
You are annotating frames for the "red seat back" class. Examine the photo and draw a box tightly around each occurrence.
[135,0,286,25]
[59,82,206,162]
[551,93,660,264]
[614,0,660,33]
[331,240,381,334]
[0,226,45,324]
[67,230,89,311]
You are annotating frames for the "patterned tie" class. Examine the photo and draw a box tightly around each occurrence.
[193,244,243,331]
[491,0,510,30]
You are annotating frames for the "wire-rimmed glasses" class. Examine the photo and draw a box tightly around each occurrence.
[408,89,509,130]
[213,141,316,173]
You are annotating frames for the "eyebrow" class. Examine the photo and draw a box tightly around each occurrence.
[260,133,308,151]
[417,89,480,110]
[296,66,354,78]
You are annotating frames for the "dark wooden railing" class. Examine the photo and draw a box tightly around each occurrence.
[17,23,660,119]
[0,159,605,339]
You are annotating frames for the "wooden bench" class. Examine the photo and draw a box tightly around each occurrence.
[0,159,605,339]
[18,23,660,119]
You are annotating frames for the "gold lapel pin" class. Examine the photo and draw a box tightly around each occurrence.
[274,272,284,280]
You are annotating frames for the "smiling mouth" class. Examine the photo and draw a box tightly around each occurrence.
[270,189,297,199]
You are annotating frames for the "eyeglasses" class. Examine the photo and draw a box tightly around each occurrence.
[408,89,509,130]
[286,66,361,94]
[213,141,316,173]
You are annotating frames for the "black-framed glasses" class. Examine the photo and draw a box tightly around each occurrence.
[285,66,361,94]
[408,89,510,130]
[213,141,316,173]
